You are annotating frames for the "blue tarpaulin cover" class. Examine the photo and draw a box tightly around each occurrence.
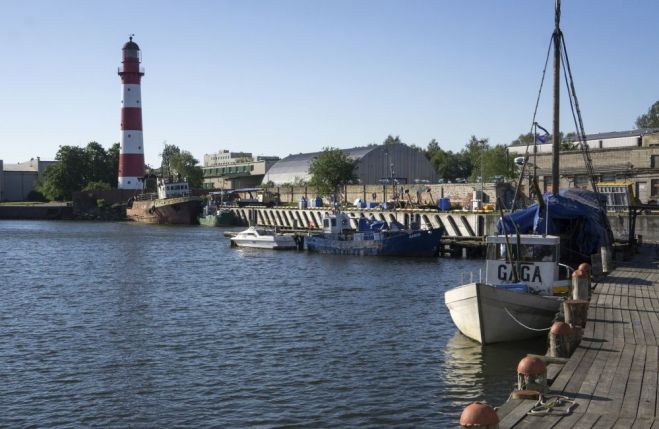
[497,189,609,256]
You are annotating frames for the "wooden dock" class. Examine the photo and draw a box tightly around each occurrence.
[497,245,659,428]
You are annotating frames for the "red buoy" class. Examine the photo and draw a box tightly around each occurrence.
[578,262,591,276]
[517,356,546,376]
[459,402,499,427]
[550,321,572,336]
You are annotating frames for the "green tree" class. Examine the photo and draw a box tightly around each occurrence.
[460,136,516,182]
[37,143,119,201]
[482,144,514,179]
[37,145,88,200]
[425,138,471,182]
[636,100,659,128]
[85,141,111,184]
[510,132,535,148]
[159,143,203,188]
[160,144,181,179]
[425,138,441,160]
[510,130,580,153]
[107,142,120,186]
[432,150,468,181]
[173,150,203,188]
[308,147,356,197]
[383,135,403,145]
[82,181,112,191]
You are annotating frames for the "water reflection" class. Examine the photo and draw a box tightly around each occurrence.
[440,331,546,412]
[1,220,550,427]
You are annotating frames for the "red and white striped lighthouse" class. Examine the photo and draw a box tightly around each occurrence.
[117,35,145,189]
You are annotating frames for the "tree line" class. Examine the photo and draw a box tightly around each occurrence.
[307,97,659,197]
[32,100,659,201]
[37,142,202,201]
[307,134,516,197]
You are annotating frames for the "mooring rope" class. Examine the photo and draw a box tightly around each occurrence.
[528,394,575,416]
[504,307,552,332]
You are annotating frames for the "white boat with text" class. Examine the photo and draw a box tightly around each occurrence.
[230,226,297,250]
[444,234,573,344]
[445,0,612,345]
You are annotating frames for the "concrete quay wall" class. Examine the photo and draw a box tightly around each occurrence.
[0,204,73,220]
[608,213,659,243]
[268,183,504,208]
[234,206,659,242]
[233,206,489,238]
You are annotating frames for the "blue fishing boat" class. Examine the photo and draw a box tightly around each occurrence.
[305,212,443,257]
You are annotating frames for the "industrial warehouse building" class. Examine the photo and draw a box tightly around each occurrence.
[262,143,437,186]
[201,149,280,189]
[0,158,55,201]
[509,128,659,203]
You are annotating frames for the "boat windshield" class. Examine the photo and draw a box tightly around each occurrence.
[486,243,557,262]
[255,229,274,236]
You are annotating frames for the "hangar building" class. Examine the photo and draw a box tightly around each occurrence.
[263,143,437,186]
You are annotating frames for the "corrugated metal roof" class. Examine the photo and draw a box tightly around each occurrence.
[263,145,379,184]
[4,161,40,172]
[575,128,659,141]
[509,128,659,146]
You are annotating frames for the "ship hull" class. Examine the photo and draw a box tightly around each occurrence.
[305,228,442,257]
[127,196,201,225]
[444,282,561,344]
[198,211,241,227]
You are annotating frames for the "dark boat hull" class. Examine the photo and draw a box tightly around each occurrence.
[198,211,242,227]
[127,197,201,225]
[306,228,443,257]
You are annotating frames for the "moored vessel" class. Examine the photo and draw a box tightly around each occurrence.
[305,212,443,257]
[126,178,201,225]
[444,234,571,344]
[198,191,242,226]
[230,226,297,249]
[444,0,612,344]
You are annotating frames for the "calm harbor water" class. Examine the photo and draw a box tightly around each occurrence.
[0,220,544,428]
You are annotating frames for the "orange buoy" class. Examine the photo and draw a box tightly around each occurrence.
[549,321,573,358]
[550,321,572,336]
[459,402,499,427]
[517,356,548,391]
[578,262,591,276]
[516,356,546,376]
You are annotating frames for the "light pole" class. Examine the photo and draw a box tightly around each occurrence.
[479,139,486,209]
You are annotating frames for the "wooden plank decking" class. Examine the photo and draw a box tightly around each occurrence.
[498,246,659,428]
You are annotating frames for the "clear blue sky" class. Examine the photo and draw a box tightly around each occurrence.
[2,0,658,166]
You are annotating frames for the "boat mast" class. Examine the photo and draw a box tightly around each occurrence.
[551,0,561,196]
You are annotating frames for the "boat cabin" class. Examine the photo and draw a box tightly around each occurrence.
[322,213,354,234]
[236,227,277,238]
[485,234,571,295]
[157,178,190,199]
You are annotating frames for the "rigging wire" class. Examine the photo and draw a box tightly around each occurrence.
[510,35,554,210]
[561,36,614,245]
[560,36,598,194]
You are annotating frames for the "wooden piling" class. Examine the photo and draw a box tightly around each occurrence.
[563,299,588,328]
[571,269,589,300]
[548,321,572,358]
[601,245,613,274]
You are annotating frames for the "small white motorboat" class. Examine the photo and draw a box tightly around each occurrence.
[444,234,573,344]
[230,226,297,250]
